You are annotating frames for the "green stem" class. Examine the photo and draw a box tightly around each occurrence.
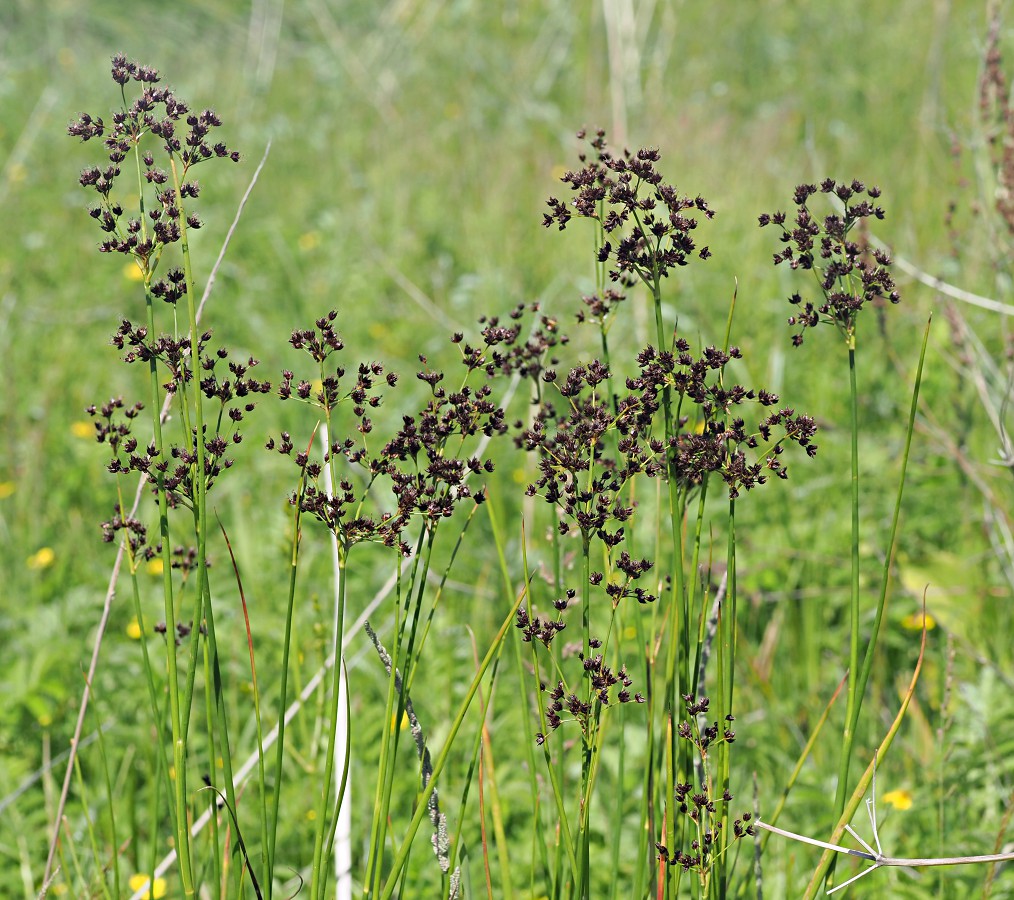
[267,473,305,893]
[141,282,191,892]
[310,545,347,900]
[171,155,210,747]
[852,315,931,720]
[829,334,860,886]
[577,536,593,900]
[651,265,688,896]
[377,582,530,900]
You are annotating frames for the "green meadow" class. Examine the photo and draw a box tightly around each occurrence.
[3,1,1014,897]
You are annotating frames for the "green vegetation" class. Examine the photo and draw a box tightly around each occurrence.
[4,1,1014,897]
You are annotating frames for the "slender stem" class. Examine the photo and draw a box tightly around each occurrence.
[650,264,688,893]
[577,536,593,900]
[830,335,861,856]
[171,155,210,747]
[377,583,530,900]
[852,315,932,715]
[267,467,306,893]
[142,278,192,893]
[311,545,347,899]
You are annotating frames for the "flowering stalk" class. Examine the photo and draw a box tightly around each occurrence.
[71,55,251,894]
[761,179,899,885]
[543,131,818,898]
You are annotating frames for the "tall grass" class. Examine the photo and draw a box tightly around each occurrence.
[6,4,1014,898]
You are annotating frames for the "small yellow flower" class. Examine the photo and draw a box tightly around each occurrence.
[126,617,143,640]
[298,230,321,251]
[623,625,637,641]
[128,874,167,899]
[38,712,52,727]
[123,262,145,282]
[511,467,528,485]
[0,482,14,499]
[306,808,317,821]
[146,558,164,576]
[49,883,68,895]
[27,547,55,570]
[393,710,410,732]
[882,789,913,811]
[71,421,93,439]
[901,611,936,631]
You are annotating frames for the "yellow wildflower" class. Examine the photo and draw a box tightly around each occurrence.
[123,262,144,282]
[298,230,320,251]
[901,611,936,631]
[71,421,93,439]
[127,874,167,899]
[0,482,14,499]
[27,547,55,570]
[126,617,143,640]
[882,789,913,811]
[146,558,164,576]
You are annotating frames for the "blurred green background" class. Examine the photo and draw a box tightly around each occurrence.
[4,0,1014,896]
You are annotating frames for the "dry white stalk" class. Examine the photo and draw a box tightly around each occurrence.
[756,760,1014,894]
[756,817,1014,893]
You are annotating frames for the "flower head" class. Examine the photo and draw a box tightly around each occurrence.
[544,129,713,286]
[760,179,899,345]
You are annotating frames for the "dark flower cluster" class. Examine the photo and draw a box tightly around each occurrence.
[515,603,567,649]
[99,502,150,557]
[154,617,206,647]
[604,550,656,605]
[543,129,713,286]
[759,179,899,345]
[575,288,626,326]
[655,694,755,875]
[533,655,645,745]
[91,322,270,507]
[68,54,239,266]
[271,311,407,553]
[449,302,567,392]
[382,349,504,523]
[676,694,737,751]
[629,341,818,498]
[272,311,507,554]
[521,360,661,546]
